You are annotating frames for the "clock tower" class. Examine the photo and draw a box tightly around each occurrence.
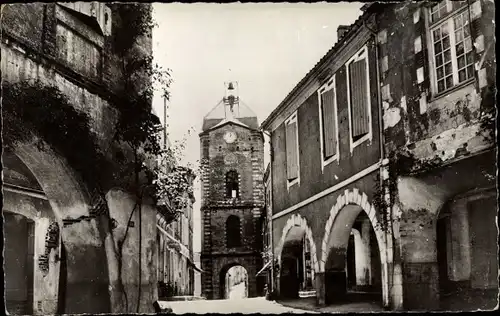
[199,82,265,299]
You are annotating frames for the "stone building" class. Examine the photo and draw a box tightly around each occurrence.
[2,3,166,314]
[156,148,202,298]
[256,163,274,294]
[199,82,266,299]
[261,0,496,311]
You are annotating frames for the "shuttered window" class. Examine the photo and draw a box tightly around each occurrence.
[349,58,370,140]
[320,88,337,159]
[285,117,299,181]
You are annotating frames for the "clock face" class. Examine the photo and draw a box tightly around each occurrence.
[224,131,237,143]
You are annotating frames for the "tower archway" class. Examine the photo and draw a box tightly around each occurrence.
[220,264,249,299]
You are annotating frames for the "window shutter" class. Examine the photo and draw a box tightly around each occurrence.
[286,121,298,180]
[321,88,337,158]
[349,58,370,139]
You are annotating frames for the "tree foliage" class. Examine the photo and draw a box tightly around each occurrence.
[110,3,195,223]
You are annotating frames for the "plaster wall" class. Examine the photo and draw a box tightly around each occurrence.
[106,189,158,313]
[3,191,59,315]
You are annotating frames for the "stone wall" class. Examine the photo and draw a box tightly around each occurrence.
[378,1,495,162]
[2,3,159,314]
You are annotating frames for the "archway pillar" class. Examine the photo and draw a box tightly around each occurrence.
[324,248,348,304]
[397,176,445,311]
[400,228,439,311]
[60,218,111,314]
[315,272,326,306]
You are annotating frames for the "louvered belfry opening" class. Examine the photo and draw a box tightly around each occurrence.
[226,215,241,248]
[226,170,239,198]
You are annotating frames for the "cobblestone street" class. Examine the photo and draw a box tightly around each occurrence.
[228,282,247,300]
[163,297,317,314]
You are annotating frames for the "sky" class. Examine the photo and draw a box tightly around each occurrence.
[151,2,364,254]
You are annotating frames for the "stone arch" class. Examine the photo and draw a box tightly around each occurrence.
[11,138,92,221]
[320,188,389,306]
[219,262,250,299]
[320,188,386,272]
[6,137,111,314]
[275,214,319,274]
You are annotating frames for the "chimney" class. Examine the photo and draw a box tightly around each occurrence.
[337,25,351,41]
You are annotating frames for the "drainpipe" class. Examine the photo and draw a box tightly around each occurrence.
[262,128,274,293]
[363,13,394,310]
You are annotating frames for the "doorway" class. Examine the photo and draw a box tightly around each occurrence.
[4,212,35,315]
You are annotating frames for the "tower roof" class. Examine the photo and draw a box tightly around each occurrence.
[202,86,259,132]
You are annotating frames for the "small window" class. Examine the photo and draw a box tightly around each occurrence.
[285,112,300,188]
[226,170,239,198]
[226,215,241,248]
[428,0,474,95]
[346,45,372,152]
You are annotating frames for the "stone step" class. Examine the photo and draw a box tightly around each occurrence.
[299,290,317,298]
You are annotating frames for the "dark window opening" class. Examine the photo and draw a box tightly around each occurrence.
[226,170,239,198]
[226,215,241,248]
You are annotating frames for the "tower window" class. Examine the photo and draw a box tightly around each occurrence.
[226,170,239,198]
[226,215,241,248]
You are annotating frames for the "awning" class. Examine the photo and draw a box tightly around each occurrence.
[256,260,272,277]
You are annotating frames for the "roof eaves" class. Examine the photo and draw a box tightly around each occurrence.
[260,9,372,131]
[200,119,256,136]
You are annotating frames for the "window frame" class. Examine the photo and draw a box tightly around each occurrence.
[318,74,340,171]
[285,111,300,190]
[425,0,475,98]
[346,44,373,153]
